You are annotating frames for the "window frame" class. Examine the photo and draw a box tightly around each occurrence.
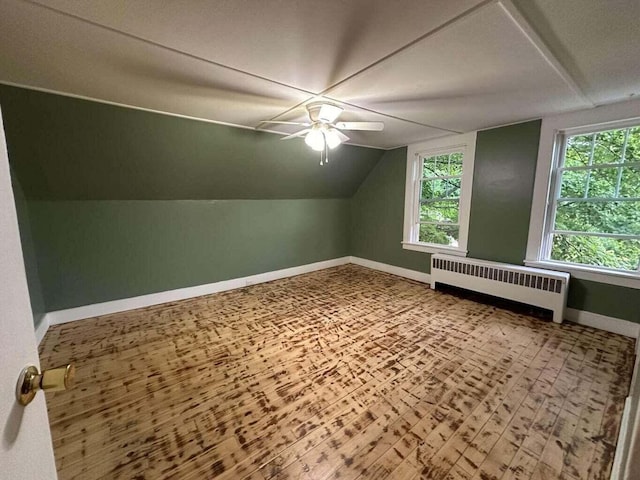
[403,132,477,257]
[525,100,640,289]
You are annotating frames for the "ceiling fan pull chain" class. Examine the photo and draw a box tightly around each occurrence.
[324,135,329,164]
[318,131,326,166]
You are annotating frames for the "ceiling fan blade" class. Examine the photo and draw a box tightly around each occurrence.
[335,121,384,131]
[318,104,343,123]
[259,120,310,126]
[280,128,310,140]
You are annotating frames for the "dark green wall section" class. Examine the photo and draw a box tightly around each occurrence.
[350,122,543,274]
[350,147,429,272]
[567,278,639,323]
[0,85,374,314]
[28,200,349,311]
[464,120,638,323]
[10,172,46,327]
[467,120,541,264]
[349,120,639,324]
[0,85,383,200]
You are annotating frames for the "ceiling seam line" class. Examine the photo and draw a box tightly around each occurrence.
[323,96,462,134]
[254,99,313,130]
[0,79,314,135]
[255,0,495,132]
[24,0,478,140]
[26,0,455,135]
[315,0,497,98]
[254,96,460,134]
[0,80,388,150]
[498,0,594,107]
[24,0,319,98]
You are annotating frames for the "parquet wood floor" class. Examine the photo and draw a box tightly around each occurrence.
[39,265,635,480]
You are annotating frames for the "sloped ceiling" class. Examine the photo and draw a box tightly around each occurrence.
[1,0,639,150]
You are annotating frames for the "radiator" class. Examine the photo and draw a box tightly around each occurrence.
[431,254,569,323]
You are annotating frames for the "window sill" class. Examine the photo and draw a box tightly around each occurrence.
[402,241,468,257]
[524,260,640,289]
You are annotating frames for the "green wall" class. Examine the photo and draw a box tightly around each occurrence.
[467,121,540,264]
[0,85,382,200]
[10,171,46,327]
[350,147,429,272]
[28,200,349,311]
[568,279,639,324]
[350,120,639,324]
[0,85,378,315]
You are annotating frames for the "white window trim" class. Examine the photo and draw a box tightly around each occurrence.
[403,132,477,256]
[525,98,640,289]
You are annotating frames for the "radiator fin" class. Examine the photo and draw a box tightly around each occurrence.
[432,258,562,293]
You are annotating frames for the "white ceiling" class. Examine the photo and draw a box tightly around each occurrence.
[0,0,639,149]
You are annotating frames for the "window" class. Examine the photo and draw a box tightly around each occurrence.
[545,125,640,272]
[403,132,476,256]
[526,103,640,287]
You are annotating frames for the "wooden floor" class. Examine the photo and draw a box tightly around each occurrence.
[39,265,635,480]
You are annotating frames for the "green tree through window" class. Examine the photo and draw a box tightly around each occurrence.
[419,152,463,246]
[549,125,640,271]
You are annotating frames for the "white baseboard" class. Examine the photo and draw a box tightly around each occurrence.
[565,307,640,340]
[611,397,633,480]
[349,258,640,341]
[611,349,640,480]
[36,256,428,343]
[44,257,350,328]
[35,256,640,350]
[349,256,431,284]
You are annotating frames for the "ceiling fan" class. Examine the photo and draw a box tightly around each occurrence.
[261,102,384,165]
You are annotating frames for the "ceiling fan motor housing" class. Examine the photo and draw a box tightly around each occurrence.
[306,102,342,123]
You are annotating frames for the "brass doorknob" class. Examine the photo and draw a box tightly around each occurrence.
[16,364,76,406]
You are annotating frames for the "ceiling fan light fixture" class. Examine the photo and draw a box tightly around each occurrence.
[325,128,343,149]
[265,103,382,160]
[305,127,325,151]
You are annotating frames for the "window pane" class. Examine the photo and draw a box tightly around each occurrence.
[422,154,450,178]
[421,179,444,199]
[555,200,640,235]
[421,178,460,200]
[559,169,588,198]
[422,156,435,177]
[551,234,640,271]
[564,134,593,167]
[419,224,459,246]
[449,152,463,176]
[586,167,617,197]
[620,164,640,197]
[420,200,459,223]
[593,129,626,164]
[625,127,640,162]
[445,177,461,197]
[422,152,464,177]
